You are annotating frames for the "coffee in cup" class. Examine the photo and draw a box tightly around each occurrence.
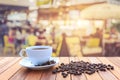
[19,46,52,65]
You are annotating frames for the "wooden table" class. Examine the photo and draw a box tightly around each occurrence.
[0,57,120,80]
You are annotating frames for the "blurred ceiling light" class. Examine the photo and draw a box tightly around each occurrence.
[56,1,61,6]
[52,1,60,8]
[29,0,35,3]
[112,19,117,23]
[66,2,71,6]
[52,0,60,8]
[69,10,80,19]
[77,20,82,26]
[94,20,104,28]
[77,20,90,27]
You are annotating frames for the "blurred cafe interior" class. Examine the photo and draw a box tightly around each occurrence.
[0,0,120,57]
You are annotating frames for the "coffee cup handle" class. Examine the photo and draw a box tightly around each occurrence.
[19,49,26,57]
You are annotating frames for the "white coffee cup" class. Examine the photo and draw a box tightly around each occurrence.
[19,46,52,65]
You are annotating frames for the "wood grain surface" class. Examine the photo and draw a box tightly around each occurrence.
[0,57,120,80]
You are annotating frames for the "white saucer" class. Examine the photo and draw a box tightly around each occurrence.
[19,57,59,70]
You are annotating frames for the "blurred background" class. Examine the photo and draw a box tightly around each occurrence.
[0,0,120,57]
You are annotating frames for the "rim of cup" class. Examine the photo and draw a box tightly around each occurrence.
[26,46,52,51]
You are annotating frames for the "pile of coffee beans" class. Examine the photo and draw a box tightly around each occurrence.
[52,61,114,78]
[35,60,56,66]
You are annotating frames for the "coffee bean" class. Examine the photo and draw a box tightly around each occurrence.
[61,72,68,78]
[35,60,56,66]
[86,71,93,75]
[99,68,106,71]
[61,63,64,66]
[96,69,99,72]
[61,69,65,72]
[108,64,111,67]
[68,70,73,74]
[76,71,82,75]
[110,66,114,70]
[57,69,61,72]
[52,61,114,78]
[52,69,57,74]
[103,65,107,68]
[63,74,67,78]
[61,72,66,75]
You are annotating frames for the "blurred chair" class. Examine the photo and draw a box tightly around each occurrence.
[22,35,37,49]
[103,33,110,39]
[27,35,37,46]
[52,36,63,57]
[3,35,15,55]
[81,38,102,56]
[66,37,82,57]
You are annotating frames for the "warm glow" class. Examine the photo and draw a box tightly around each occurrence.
[59,12,63,15]
[66,2,71,6]
[94,20,104,29]
[77,20,90,28]
[29,0,34,3]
